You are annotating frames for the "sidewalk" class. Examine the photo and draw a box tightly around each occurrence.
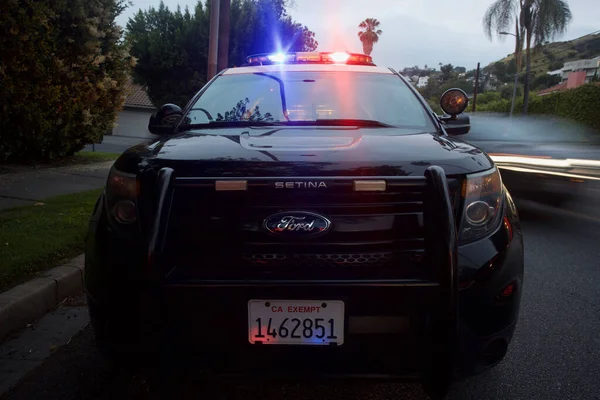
[0,160,116,345]
[0,161,114,211]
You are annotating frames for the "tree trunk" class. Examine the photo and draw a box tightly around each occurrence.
[522,24,532,114]
[514,18,522,71]
[362,42,373,56]
[217,0,230,72]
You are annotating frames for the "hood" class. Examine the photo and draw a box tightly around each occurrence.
[117,127,493,177]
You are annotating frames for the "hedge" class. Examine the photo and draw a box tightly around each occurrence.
[477,84,600,132]
[477,99,512,113]
[476,91,502,105]
[0,0,132,163]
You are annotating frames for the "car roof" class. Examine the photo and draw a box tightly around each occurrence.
[222,64,394,75]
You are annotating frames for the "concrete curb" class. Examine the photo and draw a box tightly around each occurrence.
[0,254,85,343]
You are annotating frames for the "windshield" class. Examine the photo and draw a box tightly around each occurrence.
[182,71,435,130]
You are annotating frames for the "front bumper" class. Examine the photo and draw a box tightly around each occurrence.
[89,282,439,377]
[85,167,524,389]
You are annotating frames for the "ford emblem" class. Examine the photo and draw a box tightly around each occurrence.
[263,212,332,237]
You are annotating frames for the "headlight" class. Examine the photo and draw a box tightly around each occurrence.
[459,167,503,244]
[105,166,139,225]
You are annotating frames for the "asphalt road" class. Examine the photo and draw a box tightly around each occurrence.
[9,120,599,399]
[2,197,600,400]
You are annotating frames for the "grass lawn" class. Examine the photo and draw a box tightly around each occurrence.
[49,151,121,167]
[0,188,103,291]
[0,151,120,174]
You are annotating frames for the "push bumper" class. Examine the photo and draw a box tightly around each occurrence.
[85,166,516,399]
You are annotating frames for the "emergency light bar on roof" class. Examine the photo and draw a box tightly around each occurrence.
[244,51,375,66]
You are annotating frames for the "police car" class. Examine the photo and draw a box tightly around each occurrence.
[85,51,524,398]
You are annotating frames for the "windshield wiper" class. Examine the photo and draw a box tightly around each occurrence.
[178,119,394,131]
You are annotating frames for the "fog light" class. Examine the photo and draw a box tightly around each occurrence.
[465,201,491,225]
[113,200,137,224]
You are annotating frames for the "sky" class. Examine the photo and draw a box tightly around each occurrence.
[116,0,599,70]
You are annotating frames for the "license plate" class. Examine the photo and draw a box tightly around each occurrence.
[248,300,345,346]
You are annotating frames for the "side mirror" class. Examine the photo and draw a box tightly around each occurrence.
[442,114,471,135]
[148,103,183,135]
[438,88,471,135]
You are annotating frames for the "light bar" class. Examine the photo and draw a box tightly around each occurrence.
[327,52,351,63]
[354,180,387,192]
[267,53,295,63]
[295,52,322,62]
[215,180,248,191]
[245,52,374,66]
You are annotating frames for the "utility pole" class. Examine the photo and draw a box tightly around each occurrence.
[217,0,231,72]
[500,31,520,118]
[472,62,480,113]
[207,0,220,80]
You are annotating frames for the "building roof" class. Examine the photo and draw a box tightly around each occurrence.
[123,79,154,109]
[537,82,567,96]
[562,56,600,72]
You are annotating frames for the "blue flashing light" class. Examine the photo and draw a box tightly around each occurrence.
[268,53,286,63]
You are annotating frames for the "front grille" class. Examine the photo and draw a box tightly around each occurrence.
[244,252,395,267]
[162,176,462,281]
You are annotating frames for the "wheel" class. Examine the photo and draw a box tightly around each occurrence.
[87,297,155,374]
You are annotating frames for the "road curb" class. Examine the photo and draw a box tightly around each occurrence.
[0,254,85,343]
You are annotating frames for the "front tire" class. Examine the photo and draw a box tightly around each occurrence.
[87,296,156,374]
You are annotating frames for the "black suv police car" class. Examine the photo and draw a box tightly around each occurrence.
[85,51,524,398]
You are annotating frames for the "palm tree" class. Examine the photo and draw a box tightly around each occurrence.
[483,0,571,114]
[520,0,572,113]
[358,18,382,56]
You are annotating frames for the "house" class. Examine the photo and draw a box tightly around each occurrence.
[547,68,563,77]
[537,82,568,96]
[482,73,499,91]
[416,76,429,88]
[559,56,600,84]
[112,79,157,138]
[536,56,599,96]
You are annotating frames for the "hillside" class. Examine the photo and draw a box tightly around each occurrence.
[489,32,600,75]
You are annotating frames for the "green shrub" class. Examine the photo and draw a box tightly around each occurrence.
[531,84,600,131]
[0,0,132,163]
[476,91,501,105]
[500,84,522,100]
[476,84,600,132]
[477,99,512,113]
[427,98,443,114]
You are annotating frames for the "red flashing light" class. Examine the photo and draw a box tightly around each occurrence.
[348,54,373,64]
[326,52,351,63]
